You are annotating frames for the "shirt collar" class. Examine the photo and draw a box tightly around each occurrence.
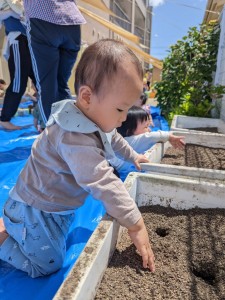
[47,100,115,159]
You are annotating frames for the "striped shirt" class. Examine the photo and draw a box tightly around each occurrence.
[24,0,86,25]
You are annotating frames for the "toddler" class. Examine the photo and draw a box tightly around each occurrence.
[0,40,155,278]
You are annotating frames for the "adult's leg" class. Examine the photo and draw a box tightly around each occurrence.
[26,19,60,124]
[57,25,81,100]
[0,35,30,130]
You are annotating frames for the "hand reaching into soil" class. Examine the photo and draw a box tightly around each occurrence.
[169,133,185,149]
[128,217,155,272]
[134,154,149,170]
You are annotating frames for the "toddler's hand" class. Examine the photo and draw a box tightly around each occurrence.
[169,134,185,149]
[128,218,155,272]
[134,154,149,170]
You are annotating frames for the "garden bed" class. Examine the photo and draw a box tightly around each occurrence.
[141,131,225,180]
[145,131,225,163]
[95,205,225,300]
[161,143,225,170]
[191,127,218,133]
[171,115,225,134]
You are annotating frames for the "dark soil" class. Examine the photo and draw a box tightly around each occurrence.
[161,144,225,170]
[95,206,225,300]
[191,127,219,133]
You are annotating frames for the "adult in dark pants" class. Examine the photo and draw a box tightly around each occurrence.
[0,9,36,130]
[24,0,86,125]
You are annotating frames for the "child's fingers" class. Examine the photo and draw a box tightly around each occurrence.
[140,244,155,272]
[177,139,185,148]
[177,137,185,143]
[134,156,149,170]
[135,162,141,170]
[172,137,185,149]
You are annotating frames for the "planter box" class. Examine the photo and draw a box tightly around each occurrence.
[53,172,225,299]
[144,130,225,163]
[96,173,225,299]
[141,162,225,181]
[142,131,225,180]
[171,115,225,134]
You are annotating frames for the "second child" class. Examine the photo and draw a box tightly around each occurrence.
[117,106,185,153]
[110,106,184,178]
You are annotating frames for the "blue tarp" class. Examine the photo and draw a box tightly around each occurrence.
[0,113,105,300]
[150,106,170,132]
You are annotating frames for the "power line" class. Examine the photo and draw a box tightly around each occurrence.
[163,0,220,16]
[146,0,220,18]
[111,0,217,38]
[116,0,215,33]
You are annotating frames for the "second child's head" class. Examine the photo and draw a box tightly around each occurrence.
[75,39,143,133]
[135,92,148,107]
[117,106,150,137]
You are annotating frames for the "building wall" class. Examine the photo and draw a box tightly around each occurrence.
[110,0,152,55]
[68,0,111,93]
[203,0,225,23]
[214,6,225,121]
[78,0,111,44]
[70,0,153,93]
[204,1,225,120]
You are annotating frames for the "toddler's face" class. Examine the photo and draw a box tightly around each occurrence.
[86,63,143,133]
[134,119,150,135]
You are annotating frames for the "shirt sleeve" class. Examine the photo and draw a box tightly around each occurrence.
[57,131,141,228]
[126,131,170,153]
[110,130,139,162]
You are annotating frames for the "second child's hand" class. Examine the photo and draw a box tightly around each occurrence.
[169,134,185,149]
[134,154,149,170]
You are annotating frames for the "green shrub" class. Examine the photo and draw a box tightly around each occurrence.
[155,22,225,122]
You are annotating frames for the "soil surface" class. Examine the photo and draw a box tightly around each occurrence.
[191,127,219,133]
[95,206,225,300]
[161,144,225,170]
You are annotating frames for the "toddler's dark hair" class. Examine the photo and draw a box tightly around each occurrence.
[140,92,148,106]
[117,106,149,137]
[74,39,143,95]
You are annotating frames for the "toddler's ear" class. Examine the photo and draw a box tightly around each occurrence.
[78,86,92,108]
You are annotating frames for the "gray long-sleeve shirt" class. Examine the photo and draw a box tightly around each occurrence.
[10,100,141,228]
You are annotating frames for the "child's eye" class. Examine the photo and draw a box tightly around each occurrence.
[117,109,123,112]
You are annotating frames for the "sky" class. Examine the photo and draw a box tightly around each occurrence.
[150,0,208,60]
